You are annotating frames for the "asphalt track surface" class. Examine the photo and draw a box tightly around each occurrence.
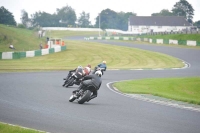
[0,37,200,133]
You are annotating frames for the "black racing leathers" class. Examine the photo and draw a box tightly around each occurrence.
[76,74,102,101]
[82,74,102,89]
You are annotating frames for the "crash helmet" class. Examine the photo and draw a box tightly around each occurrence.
[102,61,106,64]
[95,70,102,77]
[77,65,83,69]
[84,67,91,75]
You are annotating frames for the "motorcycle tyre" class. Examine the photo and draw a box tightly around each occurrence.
[62,79,68,87]
[66,78,74,87]
[78,90,92,104]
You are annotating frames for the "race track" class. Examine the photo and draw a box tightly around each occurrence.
[0,37,200,133]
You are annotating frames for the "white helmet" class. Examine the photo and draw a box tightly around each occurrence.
[95,70,102,77]
[84,67,91,75]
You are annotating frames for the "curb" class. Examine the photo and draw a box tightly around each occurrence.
[107,61,190,71]
[107,81,200,113]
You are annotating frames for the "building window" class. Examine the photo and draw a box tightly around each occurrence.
[158,26,162,28]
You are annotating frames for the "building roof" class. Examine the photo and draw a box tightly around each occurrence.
[129,16,191,26]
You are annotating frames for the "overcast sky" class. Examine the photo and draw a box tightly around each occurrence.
[1,0,200,24]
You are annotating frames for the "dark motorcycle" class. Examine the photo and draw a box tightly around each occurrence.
[63,67,84,87]
[69,85,96,104]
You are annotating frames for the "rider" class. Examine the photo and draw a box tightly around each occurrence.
[83,64,91,76]
[73,70,102,102]
[64,64,91,81]
[93,61,107,75]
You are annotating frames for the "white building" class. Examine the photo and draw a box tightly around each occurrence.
[128,16,192,34]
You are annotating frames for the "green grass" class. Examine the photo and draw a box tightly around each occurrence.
[140,34,200,42]
[0,122,45,133]
[0,24,101,52]
[0,24,46,52]
[46,30,102,38]
[1,24,200,132]
[0,40,184,72]
[114,77,200,105]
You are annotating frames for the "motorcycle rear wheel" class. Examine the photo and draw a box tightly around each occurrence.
[78,90,91,104]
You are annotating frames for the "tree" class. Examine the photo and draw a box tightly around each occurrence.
[31,11,59,27]
[0,6,16,25]
[172,0,194,23]
[30,5,77,27]
[56,5,77,27]
[151,9,174,16]
[118,12,136,31]
[95,9,136,31]
[21,10,30,28]
[95,9,118,30]
[77,11,91,27]
[194,20,200,28]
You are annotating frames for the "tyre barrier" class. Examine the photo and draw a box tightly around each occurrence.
[0,45,67,59]
[85,36,200,46]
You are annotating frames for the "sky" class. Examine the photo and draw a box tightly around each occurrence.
[1,0,200,24]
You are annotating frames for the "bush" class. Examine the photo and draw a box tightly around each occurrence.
[17,24,26,29]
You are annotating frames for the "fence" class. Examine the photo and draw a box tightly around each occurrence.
[86,36,200,47]
[144,30,200,35]
[0,46,67,59]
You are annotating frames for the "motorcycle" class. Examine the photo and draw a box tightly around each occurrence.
[69,85,96,104]
[92,67,105,75]
[63,67,84,87]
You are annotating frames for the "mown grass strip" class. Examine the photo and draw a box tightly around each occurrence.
[0,122,45,133]
[113,77,200,105]
[0,40,184,72]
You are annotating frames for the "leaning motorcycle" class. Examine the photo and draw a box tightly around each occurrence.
[69,85,96,104]
[92,67,105,75]
[63,67,84,87]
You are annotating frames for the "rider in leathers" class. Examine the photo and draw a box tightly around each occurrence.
[93,61,107,75]
[73,70,102,102]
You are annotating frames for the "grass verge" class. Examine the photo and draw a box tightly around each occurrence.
[113,77,200,105]
[0,122,45,133]
[0,40,184,72]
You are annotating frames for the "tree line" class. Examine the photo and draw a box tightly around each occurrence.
[0,0,200,31]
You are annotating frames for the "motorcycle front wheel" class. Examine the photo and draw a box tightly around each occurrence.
[62,79,68,87]
[65,78,74,87]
